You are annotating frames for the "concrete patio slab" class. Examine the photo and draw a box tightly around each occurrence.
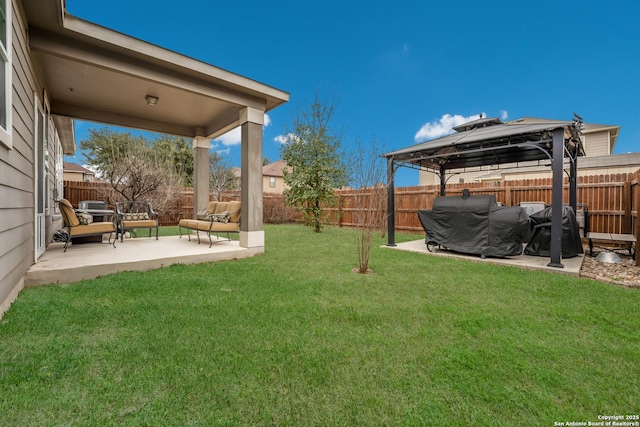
[385,239,584,276]
[26,235,262,286]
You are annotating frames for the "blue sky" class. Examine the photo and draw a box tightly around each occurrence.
[65,0,640,187]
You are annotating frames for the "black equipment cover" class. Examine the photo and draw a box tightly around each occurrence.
[418,195,530,258]
[524,206,583,258]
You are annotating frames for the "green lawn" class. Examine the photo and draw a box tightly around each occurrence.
[1,225,638,426]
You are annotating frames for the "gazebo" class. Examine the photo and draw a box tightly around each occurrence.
[381,116,584,268]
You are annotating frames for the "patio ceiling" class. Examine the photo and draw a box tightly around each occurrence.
[23,0,289,154]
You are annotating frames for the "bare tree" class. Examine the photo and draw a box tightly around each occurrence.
[350,138,388,274]
[210,153,238,201]
[100,144,183,217]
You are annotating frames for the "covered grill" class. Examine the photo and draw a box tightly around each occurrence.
[418,194,530,258]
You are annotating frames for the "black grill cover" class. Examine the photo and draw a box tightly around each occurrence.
[418,195,530,258]
[524,206,583,258]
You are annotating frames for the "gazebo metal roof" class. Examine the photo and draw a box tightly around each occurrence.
[381,116,585,268]
[383,119,584,173]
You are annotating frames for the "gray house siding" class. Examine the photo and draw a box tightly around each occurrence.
[0,0,43,316]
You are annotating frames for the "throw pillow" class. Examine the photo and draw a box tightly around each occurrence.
[196,208,209,220]
[210,211,230,223]
[124,212,150,221]
[77,212,93,225]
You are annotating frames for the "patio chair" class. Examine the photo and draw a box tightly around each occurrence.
[58,199,116,252]
[115,201,159,242]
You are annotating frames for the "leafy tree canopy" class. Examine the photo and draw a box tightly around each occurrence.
[80,128,194,186]
[280,92,348,232]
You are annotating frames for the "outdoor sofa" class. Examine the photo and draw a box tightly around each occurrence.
[178,201,241,247]
[58,198,116,252]
[115,201,159,242]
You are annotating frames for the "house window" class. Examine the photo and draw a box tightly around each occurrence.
[0,0,11,148]
[269,177,276,188]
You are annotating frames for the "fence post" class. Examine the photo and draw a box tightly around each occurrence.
[624,181,632,234]
[634,176,639,266]
[504,185,512,206]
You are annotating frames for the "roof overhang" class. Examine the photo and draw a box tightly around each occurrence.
[22,0,289,154]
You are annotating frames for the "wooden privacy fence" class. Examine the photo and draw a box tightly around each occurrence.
[333,171,639,238]
[64,170,639,236]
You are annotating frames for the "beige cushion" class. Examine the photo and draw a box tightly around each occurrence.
[123,219,156,228]
[214,202,229,214]
[59,199,80,227]
[226,201,241,223]
[206,201,219,214]
[69,222,115,237]
[210,222,239,232]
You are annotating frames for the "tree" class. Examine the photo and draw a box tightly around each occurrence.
[209,152,238,201]
[80,129,194,186]
[153,135,194,186]
[280,92,348,232]
[79,128,188,215]
[103,143,183,214]
[350,138,388,274]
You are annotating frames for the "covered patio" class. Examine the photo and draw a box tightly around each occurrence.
[25,1,289,253]
[26,235,259,287]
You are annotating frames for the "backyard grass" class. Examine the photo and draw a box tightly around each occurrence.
[1,224,639,426]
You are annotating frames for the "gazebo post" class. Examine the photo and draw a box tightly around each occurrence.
[569,152,578,213]
[548,127,565,268]
[386,157,396,247]
[439,166,446,196]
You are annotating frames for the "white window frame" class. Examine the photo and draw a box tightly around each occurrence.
[0,0,12,149]
[269,176,276,188]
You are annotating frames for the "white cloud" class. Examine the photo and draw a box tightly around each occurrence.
[274,132,298,145]
[216,127,241,146]
[213,113,272,146]
[500,110,509,120]
[415,113,485,141]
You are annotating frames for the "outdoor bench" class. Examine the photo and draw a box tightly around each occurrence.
[58,198,116,252]
[586,232,636,257]
[115,201,159,242]
[178,201,241,247]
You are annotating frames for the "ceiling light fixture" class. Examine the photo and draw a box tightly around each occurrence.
[145,95,159,106]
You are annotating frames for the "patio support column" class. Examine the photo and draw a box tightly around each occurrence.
[386,157,396,247]
[569,154,578,213]
[548,127,565,268]
[439,166,446,196]
[193,136,211,214]
[239,107,264,248]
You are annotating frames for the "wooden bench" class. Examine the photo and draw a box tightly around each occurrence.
[178,201,241,247]
[586,232,636,257]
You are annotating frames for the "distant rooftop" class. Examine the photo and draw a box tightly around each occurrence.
[63,161,95,175]
[262,160,289,177]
